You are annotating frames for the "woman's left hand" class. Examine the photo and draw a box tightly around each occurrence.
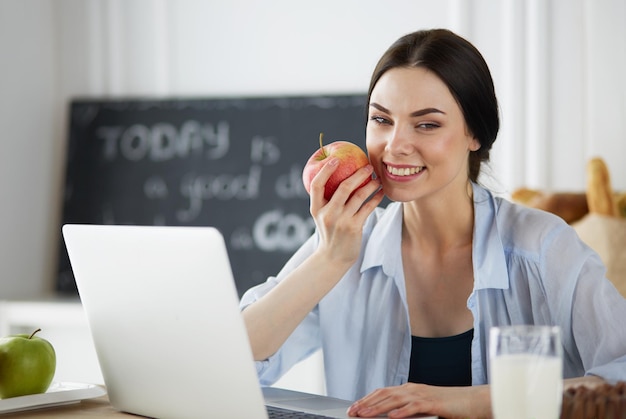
[347,383,492,419]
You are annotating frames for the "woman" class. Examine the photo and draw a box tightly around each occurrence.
[240,28,626,418]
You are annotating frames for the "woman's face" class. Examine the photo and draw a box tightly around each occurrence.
[366,66,480,203]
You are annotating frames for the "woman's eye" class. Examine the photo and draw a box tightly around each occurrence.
[417,122,440,130]
[369,116,390,125]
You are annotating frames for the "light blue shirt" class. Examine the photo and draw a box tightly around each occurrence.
[240,183,626,402]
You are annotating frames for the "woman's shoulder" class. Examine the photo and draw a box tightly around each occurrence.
[474,184,569,233]
[496,195,568,228]
[493,195,581,252]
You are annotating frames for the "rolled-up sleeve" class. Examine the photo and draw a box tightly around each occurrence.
[570,248,626,382]
[239,233,322,385]
[536,219,626,382]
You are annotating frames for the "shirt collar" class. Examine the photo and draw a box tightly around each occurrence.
[359,184,509,290]
[360,202,403,278]
[471,183,509,290]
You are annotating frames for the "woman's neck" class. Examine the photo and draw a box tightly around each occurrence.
[402,181,475,252]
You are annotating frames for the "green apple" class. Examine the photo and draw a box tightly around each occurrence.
[0,328,56,399]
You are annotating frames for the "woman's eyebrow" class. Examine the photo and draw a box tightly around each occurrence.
[369,102,445,117]
[410,107,445,117]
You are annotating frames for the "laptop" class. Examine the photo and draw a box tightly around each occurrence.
[62,224,355,419]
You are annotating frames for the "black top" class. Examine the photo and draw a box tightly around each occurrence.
[408,328,474,386]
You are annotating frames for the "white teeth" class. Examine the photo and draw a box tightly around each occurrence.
[386,165,423,176]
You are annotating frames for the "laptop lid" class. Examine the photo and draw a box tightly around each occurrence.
[62,224,268,419]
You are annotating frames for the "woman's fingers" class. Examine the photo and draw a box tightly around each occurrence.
[309,161,377,210]
[348,384,491,419]
[348,387,403,417]
[308,157,340,211]
[307,161,382,266]
[329,164,375,203]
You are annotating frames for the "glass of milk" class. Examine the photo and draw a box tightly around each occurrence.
[489,325,563,419]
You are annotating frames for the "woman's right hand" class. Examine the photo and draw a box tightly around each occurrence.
[308,157,384,267]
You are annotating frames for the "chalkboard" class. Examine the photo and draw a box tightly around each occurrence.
[57,95,368,296]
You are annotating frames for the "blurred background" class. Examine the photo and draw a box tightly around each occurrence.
[1,0,625,300]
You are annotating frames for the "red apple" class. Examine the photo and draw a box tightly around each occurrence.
[302,133,371,200]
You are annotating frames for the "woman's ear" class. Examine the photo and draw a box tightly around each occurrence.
[469,137,481,152]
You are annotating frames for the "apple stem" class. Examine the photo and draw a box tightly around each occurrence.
[319,132,327,158]
[28,328,42,340]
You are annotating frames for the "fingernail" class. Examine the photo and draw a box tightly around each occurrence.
[359,407,372,415]
[328,158,339,166]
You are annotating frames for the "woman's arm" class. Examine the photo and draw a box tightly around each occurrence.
[242,158,383,361]
[347,376,607,419]
[242,247,355,360]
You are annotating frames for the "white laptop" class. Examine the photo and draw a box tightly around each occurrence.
[62,224,355,419]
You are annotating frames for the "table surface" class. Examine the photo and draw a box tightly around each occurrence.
[1,395,132,418]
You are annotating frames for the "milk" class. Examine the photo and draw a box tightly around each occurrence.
[491,353,563,419]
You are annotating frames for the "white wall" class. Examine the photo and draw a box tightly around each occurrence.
[0,1,63,298]
[0,0,625,299]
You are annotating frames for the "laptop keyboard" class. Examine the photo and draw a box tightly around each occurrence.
[266,405,337,418]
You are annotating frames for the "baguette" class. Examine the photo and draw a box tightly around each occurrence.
[511,188,588,224]
[535,192,588,224]
[510,188,543,205]
[586,157,618,216]
[616,193,626,218]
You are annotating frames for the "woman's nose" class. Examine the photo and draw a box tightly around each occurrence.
[385,125,414,155]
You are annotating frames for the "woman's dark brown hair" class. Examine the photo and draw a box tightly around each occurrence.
[367,29,500,183]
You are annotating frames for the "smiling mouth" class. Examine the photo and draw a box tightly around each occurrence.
[385,164,425,176]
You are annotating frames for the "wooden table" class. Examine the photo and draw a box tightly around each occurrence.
[1,395,134,418]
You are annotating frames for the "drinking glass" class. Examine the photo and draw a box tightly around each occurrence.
[489,325,563,419]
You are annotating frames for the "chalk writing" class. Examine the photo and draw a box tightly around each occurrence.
[144,175,169,199]
[59,95,368,296]
[275,165,308,199]
[250,136,280,165]
[252,210,315,252]
[97,120,230,162]
[177,166,262,222]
